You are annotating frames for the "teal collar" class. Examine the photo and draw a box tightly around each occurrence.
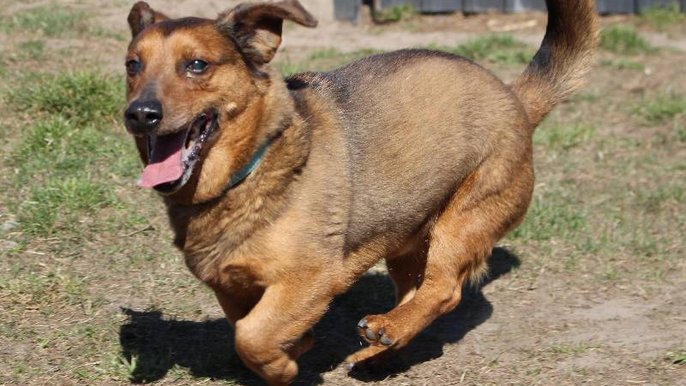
[224,136,275,192]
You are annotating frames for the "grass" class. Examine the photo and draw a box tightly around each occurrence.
[668,351,686,365]
[439,35,534,65]
[6,71,123,123]
[0,4,90,37]
[278,36,533,76]
[635,185,684,213]
[600,25,654,55]
[674,120,686,142]
[534,122,597,151]
[0,267,88,308]
[19,177,115,236]
[276,48,384,75]
[16,40,46,60]
[601,58,645,71]
[510,187,588,243]
[549,343,589,355]
[373,4,416,23]
[2,70,139,239]
[640,3,686,31]
[633,92,686,125]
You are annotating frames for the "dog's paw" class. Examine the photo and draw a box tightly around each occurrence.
[357,315,397,346]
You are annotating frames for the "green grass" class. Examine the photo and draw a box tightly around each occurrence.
[0,267,89,308]
[374,4,416,23]
[635,185,685,213]
[640,3,686,31]
[3,70,137,237]
[437,35,533,65]
[276,48,384,76]
[597,186,677,261]
[0,4,90,37]
[9,115,137,185]
[600,25,654,55]
[549,343,589,355]
[510,188,588,243]
[669,351,686,365]
[674,120,686,142]
[278,37,532,76]
[17,40,46,60]
[601,58,645,71]
[633,92,686,125]
[570,91,600,103]
[6,71,123,123]
[535,122,597,151]
[18,177,115,236]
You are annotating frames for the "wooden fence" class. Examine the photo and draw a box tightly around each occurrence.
[334,0,686,21]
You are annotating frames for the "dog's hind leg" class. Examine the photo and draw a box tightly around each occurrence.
[346,155,534,367]
[386,248,427,307]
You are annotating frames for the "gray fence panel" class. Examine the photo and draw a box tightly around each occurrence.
[335,0,362,21]
[505,0,546,13]
[463,0,504,13]
[337,0,686,21]
[596,0,636,13]
[421,0,463,13]
[637,0,681,12]
[380,0,422,8]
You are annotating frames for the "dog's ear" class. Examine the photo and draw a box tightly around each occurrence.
[217,0,318,65]
[128,1,169,38]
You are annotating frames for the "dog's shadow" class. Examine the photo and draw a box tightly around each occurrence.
[119,247,520,385]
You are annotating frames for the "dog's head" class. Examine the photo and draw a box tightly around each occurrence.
[123,1,316,203]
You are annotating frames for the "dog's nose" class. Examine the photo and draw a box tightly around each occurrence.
[125,100,163,134]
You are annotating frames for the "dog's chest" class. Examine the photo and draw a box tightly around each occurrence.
[183,238,275,292]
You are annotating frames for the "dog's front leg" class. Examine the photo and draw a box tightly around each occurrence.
[213,289,260,326]
[232,280,333,386]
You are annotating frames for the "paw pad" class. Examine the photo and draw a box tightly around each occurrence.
[357,317,395,346]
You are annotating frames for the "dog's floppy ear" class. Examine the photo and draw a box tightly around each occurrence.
[217,0,318,65]
[128,1,169,38]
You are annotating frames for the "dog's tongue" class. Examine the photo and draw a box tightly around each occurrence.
[138,132,185,188]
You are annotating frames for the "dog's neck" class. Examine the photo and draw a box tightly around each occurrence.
[163,76,312,285]
[223,134,277,191]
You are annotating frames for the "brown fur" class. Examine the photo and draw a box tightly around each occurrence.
[123,0,598,384]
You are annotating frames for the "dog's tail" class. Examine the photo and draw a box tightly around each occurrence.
[511,0,598,127]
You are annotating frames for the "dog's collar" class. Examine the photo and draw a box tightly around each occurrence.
[222,136,275,192]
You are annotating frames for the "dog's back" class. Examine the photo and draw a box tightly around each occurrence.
[286,0,598,252]
[288,49,528,248]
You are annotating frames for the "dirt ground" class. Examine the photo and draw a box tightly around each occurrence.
[0,1,685,386]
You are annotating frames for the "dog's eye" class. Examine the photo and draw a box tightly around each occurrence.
[126,60,142,76]
[186,59,209,74]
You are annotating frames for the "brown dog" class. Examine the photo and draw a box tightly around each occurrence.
[123,1,597,384]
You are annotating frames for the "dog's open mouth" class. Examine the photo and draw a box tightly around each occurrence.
[138,110,218,194]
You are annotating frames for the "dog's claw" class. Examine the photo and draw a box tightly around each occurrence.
[379,335,393,346]
[357,318,368,329]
